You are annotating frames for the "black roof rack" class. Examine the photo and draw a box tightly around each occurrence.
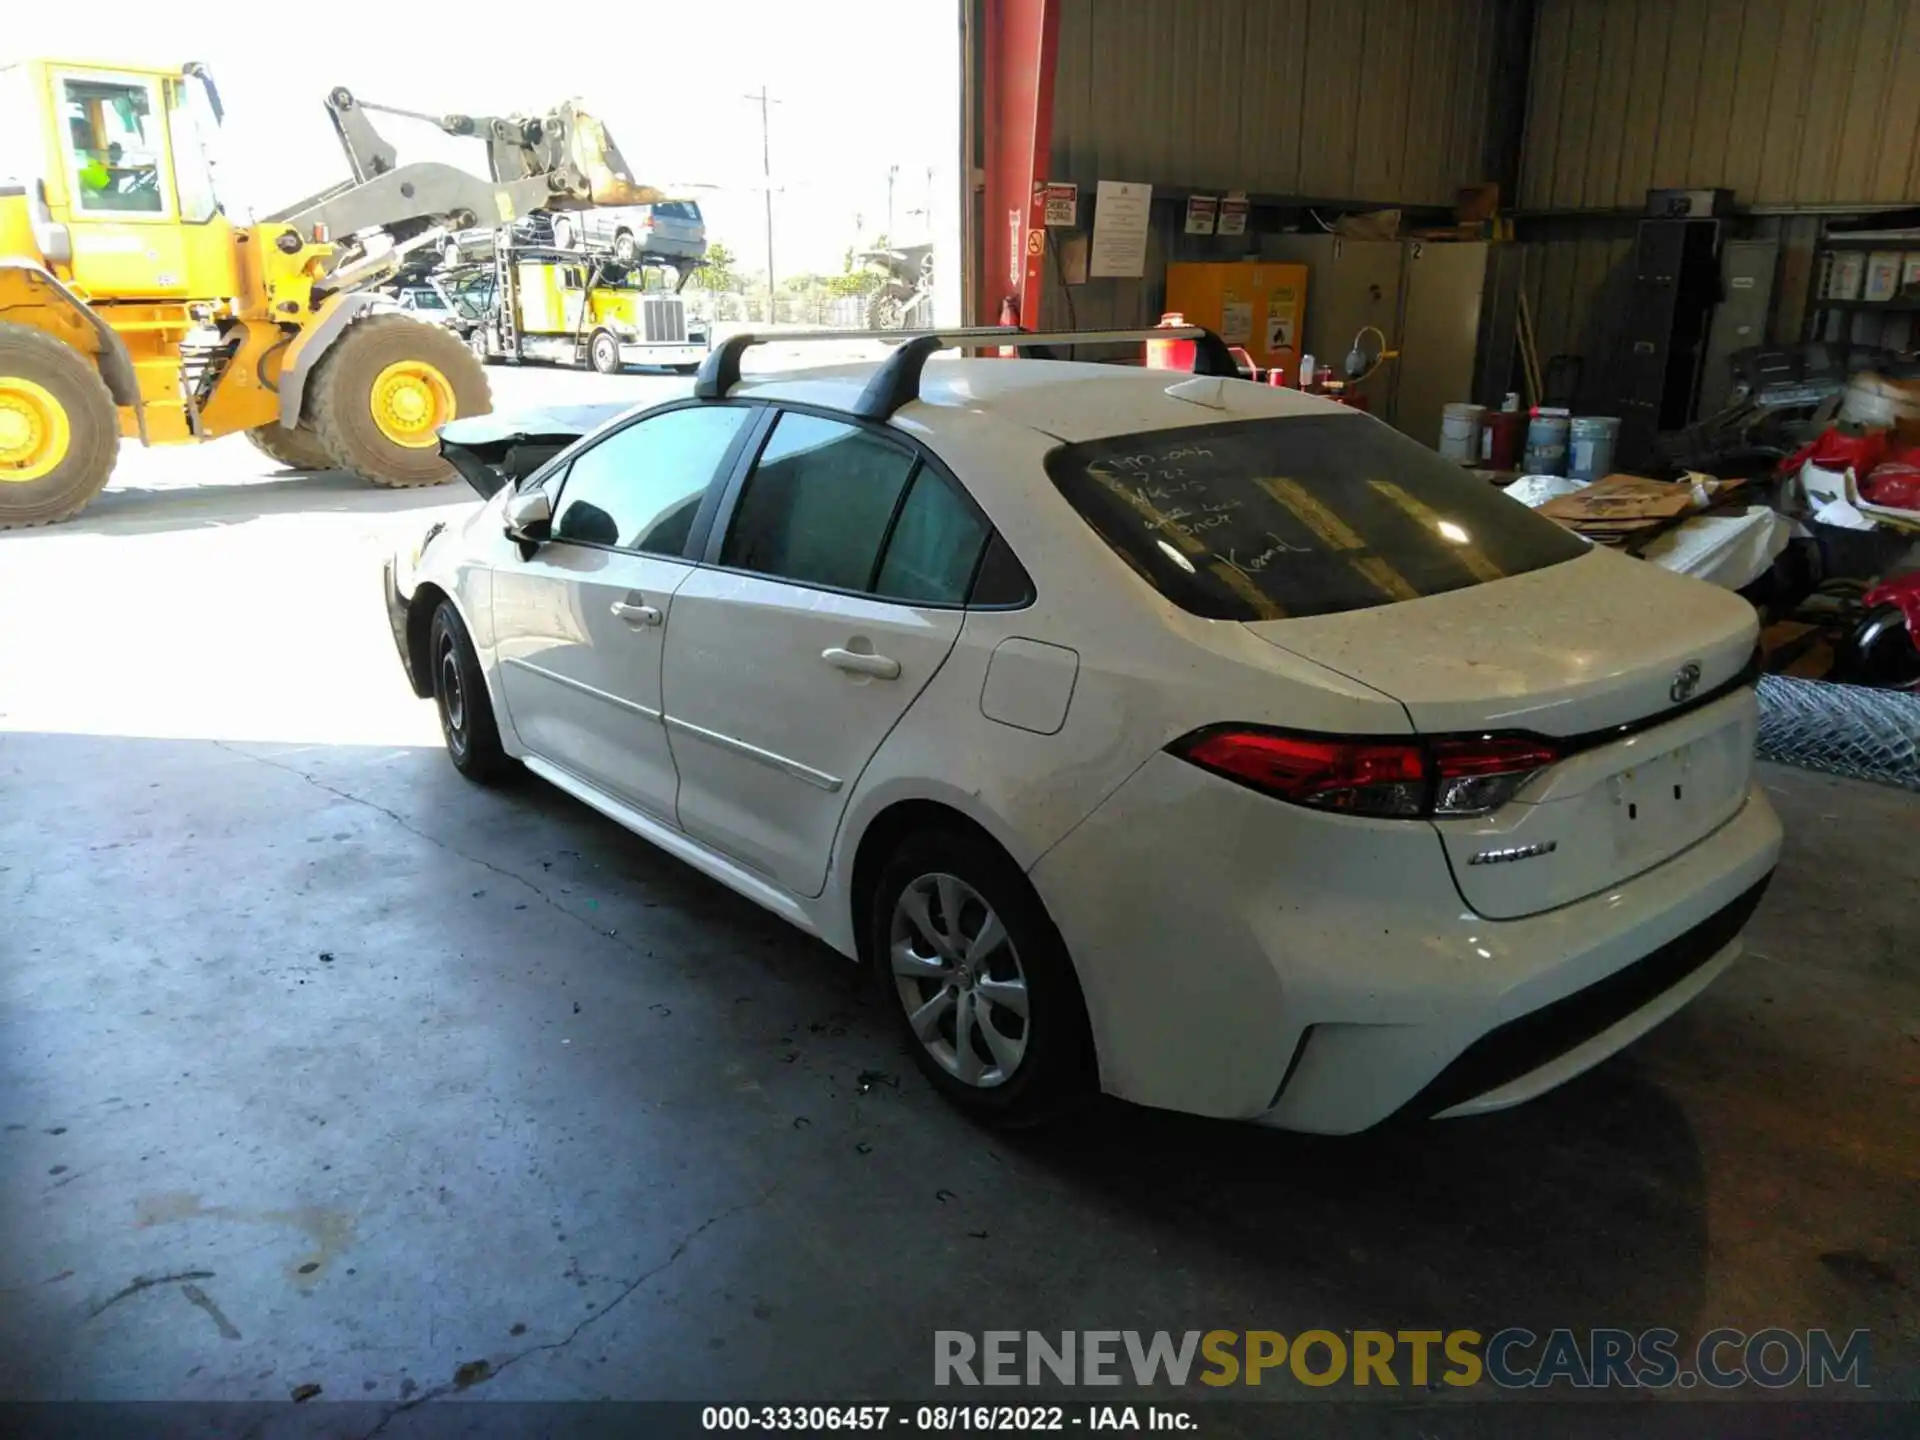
[691,325,1240,420]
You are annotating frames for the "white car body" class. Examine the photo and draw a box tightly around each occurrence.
[386,358,1781,1133]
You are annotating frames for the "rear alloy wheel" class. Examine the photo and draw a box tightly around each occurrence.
[0,322,120,530]
[588,330,622,375]
[308,314,491,487]
[244,420,334,471]
[870,829,1094,1127]
[429,600,508,783]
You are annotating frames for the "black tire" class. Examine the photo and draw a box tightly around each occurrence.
[587,330,622,375]
[428,600,509,783]
[0,322,120,530]
[244,421,334,472]
[308,314,491,487]
[868,827,1095,1127]
[612,230,640,266]
[468,328,490,363]
[866,293,905,331]
[551,216,576,250]
[671,363,702,375]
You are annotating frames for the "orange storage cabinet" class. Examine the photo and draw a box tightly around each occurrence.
[1163,262,1307,377]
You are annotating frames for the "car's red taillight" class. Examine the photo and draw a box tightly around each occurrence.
[1172,727,1560,819]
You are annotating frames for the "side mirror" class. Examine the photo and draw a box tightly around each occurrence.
[504,487,552,545]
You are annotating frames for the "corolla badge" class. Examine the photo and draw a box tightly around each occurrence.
[1467,841,1558,866]
[1670,661,1703,704]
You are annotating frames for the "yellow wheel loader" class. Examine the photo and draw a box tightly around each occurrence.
[0,59,661,528]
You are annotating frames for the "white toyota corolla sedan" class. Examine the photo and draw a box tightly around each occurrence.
[384,331,1782,1132]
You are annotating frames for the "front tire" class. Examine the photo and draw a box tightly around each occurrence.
[429,600,509,783]
[612,230,640,266]
[869,828,1095,1127]
[587,330,623,375]
[0,322,120,530]
[308,315,491,487]
[245,420,334,472]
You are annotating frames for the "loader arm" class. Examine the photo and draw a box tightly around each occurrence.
[268,88,664,255]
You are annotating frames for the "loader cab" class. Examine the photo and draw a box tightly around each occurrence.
[18,59,235,301]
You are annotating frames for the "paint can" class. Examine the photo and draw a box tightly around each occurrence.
[1567,416,1621,481]
[1523,414,1571,476]
[1439,403,1486,462]
[1482,410,1525,469]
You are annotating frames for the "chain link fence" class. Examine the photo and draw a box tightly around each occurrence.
[1756,675,1920,792]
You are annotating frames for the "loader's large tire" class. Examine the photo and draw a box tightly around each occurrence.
[0,322,120,530]
[244,421,335,472]
[307,314,491,488]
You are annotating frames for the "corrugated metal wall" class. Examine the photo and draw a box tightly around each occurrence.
[1521,0,1920,210]
[1050,0,1523,205]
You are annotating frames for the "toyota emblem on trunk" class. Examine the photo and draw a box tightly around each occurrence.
[1670,661,1703,703]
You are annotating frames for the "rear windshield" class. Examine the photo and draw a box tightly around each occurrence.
[1043,414,1589,621]
[652,201,701,221]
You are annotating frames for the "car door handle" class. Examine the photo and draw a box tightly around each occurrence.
[822,647,900,680]
[610,600,663,626]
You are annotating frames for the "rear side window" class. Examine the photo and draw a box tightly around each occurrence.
[875,469,991,604]
[721,412,917,590]
[1044,415,1589,621]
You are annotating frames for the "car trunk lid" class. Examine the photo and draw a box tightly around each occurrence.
[1244,549,1761,918]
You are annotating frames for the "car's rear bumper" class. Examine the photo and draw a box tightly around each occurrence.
[1029,752,1783,1133]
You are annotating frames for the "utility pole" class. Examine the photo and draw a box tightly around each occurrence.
[886,163,899,242]
[744,85,781,324]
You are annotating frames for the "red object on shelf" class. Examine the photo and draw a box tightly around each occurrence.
[1266,365,1288,387]
[1146,312,1196,371]
[1483,410,1524,469]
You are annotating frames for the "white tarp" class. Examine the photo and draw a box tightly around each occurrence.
[1636,506,1791,589]
[1500,477,1789,590]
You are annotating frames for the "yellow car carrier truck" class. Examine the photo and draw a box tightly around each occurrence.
[461,243,709,375]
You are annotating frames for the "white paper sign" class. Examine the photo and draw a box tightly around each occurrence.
[1090,180,1152,278]
[1219,300,1253,345]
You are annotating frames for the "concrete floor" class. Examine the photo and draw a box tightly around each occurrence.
[1,366,1916,1418]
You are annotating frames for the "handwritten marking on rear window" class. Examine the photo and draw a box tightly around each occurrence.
[1221,532,1313,576]
[1257,475,1419,603]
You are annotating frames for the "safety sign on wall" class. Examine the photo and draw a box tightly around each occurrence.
[1040,182,1078,227]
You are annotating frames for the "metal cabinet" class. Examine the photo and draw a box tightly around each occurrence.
[1259,235,1405,414]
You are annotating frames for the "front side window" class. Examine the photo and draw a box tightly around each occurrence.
[552,405,752,554]
[720,412,918,591]
[62,76,167,215]
[1045,415,1590,621]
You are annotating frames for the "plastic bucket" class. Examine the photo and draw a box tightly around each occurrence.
[1568,416,1621,481]
[1523,414,1571,476]
[1438,403,1486,462]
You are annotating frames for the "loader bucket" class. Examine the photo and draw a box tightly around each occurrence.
[565,106,667,208]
